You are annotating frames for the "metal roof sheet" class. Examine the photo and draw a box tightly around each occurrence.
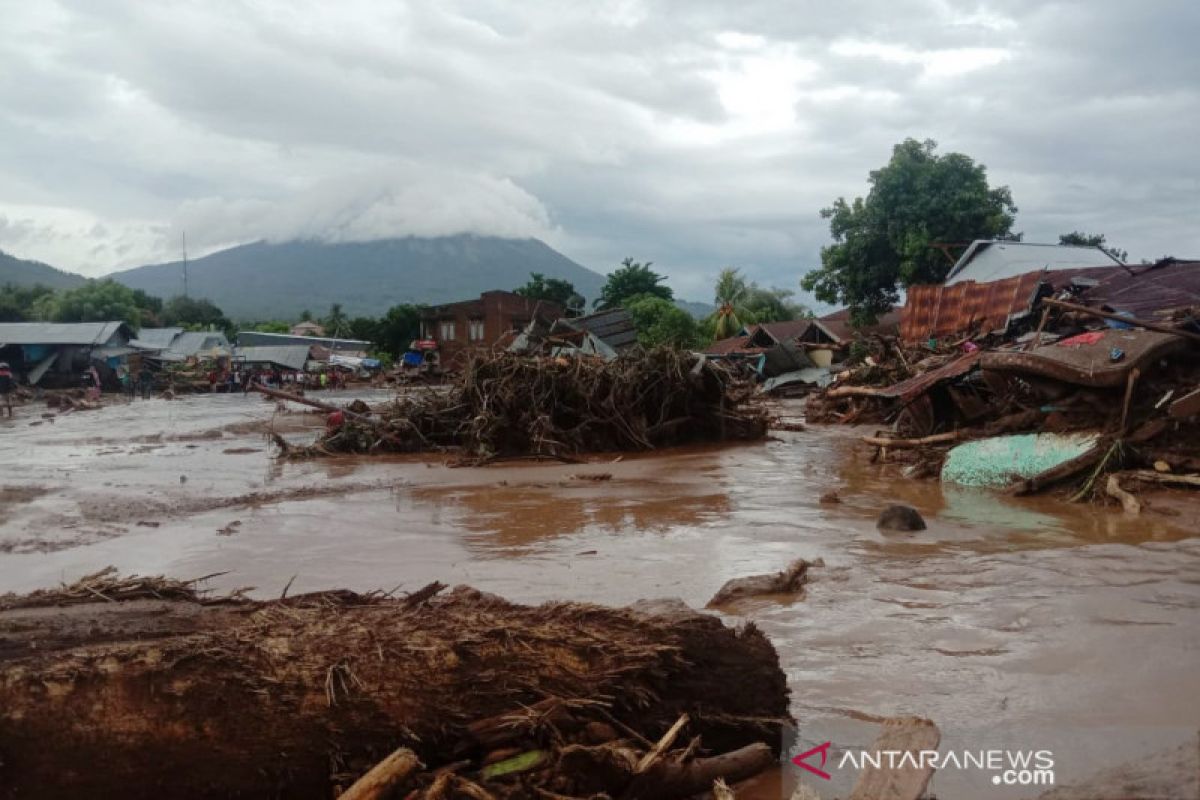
[131,327,184,349]
[167,331,231,358]
[233,345,311,371]
[0,321,130,346]
[945,241,1123,285]
[236,331,369,351]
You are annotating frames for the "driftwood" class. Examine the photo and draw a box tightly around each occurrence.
[707,559,813,607]
[1105,475,1142,514]
[862,431,961,449]
[1123,470,1200,488]
[1009,441,1109,496]
[1040,299,1200,346]
[340,747,423,800]
[848,717,941,800]
[0,580,790,800]
[289,349,766,460]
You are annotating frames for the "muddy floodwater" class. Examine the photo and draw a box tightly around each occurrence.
[2,392,1198,798]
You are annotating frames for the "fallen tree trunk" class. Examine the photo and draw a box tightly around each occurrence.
[861,431,962,449]
[0,578,790,800]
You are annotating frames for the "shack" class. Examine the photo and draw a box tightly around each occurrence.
[0,321,134,388]
[420,291,563,367]
[233,345,312,372]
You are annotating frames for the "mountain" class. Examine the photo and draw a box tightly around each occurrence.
[675,299,714,319]
[0,249,87,290]
[109,236,610,320]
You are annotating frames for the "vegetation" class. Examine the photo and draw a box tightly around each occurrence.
[596,258,673,310]
[514,272,584,314]
[708,268,813,342]
[0,284,55,322]
[1059,231,1128,262]
[161,296,231,330]
[802,138,1018,325]
[623,294,700,349]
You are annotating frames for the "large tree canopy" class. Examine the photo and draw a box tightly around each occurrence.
[514,272,584,314]
[33,279,161,328]
[595,258,673,310]
[161,295,229,331]
[802,138,1018,325]
[623,293,698,350]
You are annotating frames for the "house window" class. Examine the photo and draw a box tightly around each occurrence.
[468,319,485,341]
[439,320,456,341]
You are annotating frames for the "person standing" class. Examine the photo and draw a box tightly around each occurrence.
[0,361,15,417]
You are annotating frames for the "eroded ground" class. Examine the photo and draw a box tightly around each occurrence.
[1,392,1197,798]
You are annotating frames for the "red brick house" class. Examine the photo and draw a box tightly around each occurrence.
[419,291,564,366]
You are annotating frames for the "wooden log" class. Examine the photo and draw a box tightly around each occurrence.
[633,714,689,774]
[1040,299,1200,346]
[827,385,884,399]
[861,431,961,449]
[1009,440,1109,496]
[848,717,940,800]
[340,747,422,800]
[1105,475,1141,514]
[1122,470,1200,488]
[1168,387,1200,419]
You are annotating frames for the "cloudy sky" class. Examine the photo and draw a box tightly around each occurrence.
[2,0,1197,303]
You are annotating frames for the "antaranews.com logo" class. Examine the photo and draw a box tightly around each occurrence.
[792,741,1055,788]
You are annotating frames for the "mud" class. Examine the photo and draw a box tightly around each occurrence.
[1,392,1198,798]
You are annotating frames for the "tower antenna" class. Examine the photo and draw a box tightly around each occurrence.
[182,231,189,298]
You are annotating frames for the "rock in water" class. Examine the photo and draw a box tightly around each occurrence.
[876,504,926,531]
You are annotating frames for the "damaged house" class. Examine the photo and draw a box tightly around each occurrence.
[0,321,135,388]
[420,291,563,367]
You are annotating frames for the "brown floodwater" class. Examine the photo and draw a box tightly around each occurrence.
[1,392,1197,798]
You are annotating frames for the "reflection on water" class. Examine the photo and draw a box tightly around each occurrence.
[408,479,731,554]
[1,395,1198,798]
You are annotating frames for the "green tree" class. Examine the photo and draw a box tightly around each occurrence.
[161,295,230,331]
[596,258,673,310]
[624,293,699,349]
[802,138,1018,325]
[1058,231,1128,262]
[347,316,381,344]
[35,279,161,329]
[744,285,813,323]
[514,272,584,314]
[324,303,348,337]
[0,284,56,322]
[710,268,751,340]
[299,309,313,322]
[248,320,291,333]
[375,304,424,356]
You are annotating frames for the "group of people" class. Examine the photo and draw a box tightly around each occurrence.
[205,367,350,393]
[116,364,158,399]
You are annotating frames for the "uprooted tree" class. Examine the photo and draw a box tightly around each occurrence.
[802,138,1019,326]
[0,572,791,799]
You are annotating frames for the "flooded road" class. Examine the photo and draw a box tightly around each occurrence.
[2,393,1197,797]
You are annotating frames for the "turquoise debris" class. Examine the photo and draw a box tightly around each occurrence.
[941,432,1100,488]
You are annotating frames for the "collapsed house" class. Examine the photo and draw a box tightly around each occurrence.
[0,321,135,388]
[508,307,639,360]
[806,246,1200,502]
[133,328,232,363]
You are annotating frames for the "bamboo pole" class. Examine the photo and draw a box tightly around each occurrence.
[1040,299,1200,346]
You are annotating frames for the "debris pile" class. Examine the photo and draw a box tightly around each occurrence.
[806,258,1200,505]
[280,349,768,461]
[0,577,790,800]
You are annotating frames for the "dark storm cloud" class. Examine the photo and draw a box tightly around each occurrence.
[0,0,1196,300]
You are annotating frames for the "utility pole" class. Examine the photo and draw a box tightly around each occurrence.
[182,231,189,298]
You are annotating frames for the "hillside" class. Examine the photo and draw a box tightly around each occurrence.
[0,250,87,290]
[108,236,610,320]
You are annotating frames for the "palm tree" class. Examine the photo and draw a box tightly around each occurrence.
[710,268,751,340]
[325,303,348,338]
